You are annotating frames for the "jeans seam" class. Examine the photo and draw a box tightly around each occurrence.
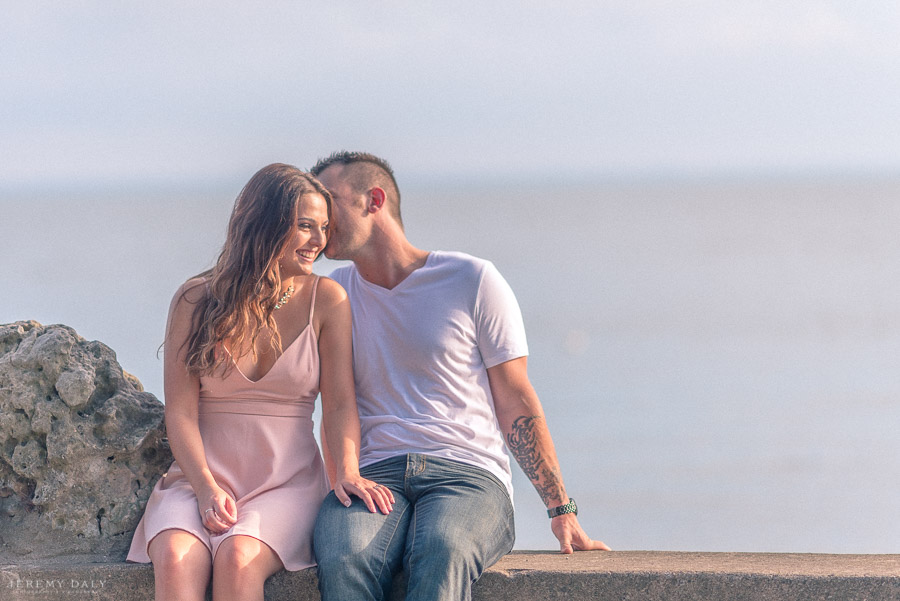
[374,499,409,588]
[406,496,418,584]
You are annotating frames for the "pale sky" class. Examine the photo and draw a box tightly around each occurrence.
[2,1,899,188]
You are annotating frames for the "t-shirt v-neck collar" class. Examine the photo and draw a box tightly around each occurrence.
[354,252,434,294]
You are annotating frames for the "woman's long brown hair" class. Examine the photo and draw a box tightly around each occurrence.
[180,163,331,376]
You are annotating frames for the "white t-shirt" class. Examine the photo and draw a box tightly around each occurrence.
[330,251,528,497]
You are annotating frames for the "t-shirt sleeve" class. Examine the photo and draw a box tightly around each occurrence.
[474,261,529,368]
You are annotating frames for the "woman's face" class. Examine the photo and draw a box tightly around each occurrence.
[277,192,329,279]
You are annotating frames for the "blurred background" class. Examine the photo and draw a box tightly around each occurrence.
[2,1,899,552]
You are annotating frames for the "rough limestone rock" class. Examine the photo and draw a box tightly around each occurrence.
[0,321,172,562]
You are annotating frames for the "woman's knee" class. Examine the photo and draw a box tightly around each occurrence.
[214,536,282,584]
[148,530,211,598]
[149,530,211,573]
[216,538,258,570]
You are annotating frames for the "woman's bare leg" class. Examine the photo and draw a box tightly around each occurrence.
[212,535,283,601]
[148,529,212,601]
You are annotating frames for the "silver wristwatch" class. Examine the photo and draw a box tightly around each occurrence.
[547,498,577,518]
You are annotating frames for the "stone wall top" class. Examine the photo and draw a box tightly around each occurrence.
[3,552,899,601]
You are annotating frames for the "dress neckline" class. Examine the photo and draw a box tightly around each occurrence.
[227,323,312,384]
[223,275,319,384]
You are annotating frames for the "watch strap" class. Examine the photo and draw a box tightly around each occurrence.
[547,498,577,518]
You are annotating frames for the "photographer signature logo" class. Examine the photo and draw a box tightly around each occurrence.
[3,576,107,596]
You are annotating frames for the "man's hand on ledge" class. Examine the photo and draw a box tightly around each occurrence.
[551,513,611,553]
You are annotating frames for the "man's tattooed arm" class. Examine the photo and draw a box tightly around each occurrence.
[489,358,609,551]
[506,415,566,507]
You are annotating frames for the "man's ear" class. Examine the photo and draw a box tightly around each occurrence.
[368,187,386,213]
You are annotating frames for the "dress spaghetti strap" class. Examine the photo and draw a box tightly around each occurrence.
[308,276,319,324]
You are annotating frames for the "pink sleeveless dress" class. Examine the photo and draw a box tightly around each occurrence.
[127,277,329,571]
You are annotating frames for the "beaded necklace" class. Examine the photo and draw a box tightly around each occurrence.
[274,285,294,310]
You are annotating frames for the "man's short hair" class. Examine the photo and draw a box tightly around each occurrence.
[311,151,403,227]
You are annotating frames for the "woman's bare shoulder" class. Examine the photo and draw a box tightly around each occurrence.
[312,276,350,325]
[315,276,349,306]
[169,276,209,310]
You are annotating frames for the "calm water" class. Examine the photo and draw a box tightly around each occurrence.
[2,176,899,553]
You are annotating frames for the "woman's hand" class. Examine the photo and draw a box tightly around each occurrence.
[198,484,238,535]
[334,474,395,515]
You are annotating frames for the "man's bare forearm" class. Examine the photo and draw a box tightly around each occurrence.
[506,414,568,507]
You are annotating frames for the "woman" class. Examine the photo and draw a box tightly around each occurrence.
[127,164,393,601]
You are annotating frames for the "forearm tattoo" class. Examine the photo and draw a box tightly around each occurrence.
[506,415,564,506]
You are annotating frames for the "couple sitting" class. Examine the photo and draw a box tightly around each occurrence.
[127,152,608,601]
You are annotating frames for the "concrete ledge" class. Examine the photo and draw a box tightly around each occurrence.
[3,551,899,601]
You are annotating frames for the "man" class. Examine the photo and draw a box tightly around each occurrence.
[311,151,608,601]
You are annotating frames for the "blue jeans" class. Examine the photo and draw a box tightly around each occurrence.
[313,454,515,601]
